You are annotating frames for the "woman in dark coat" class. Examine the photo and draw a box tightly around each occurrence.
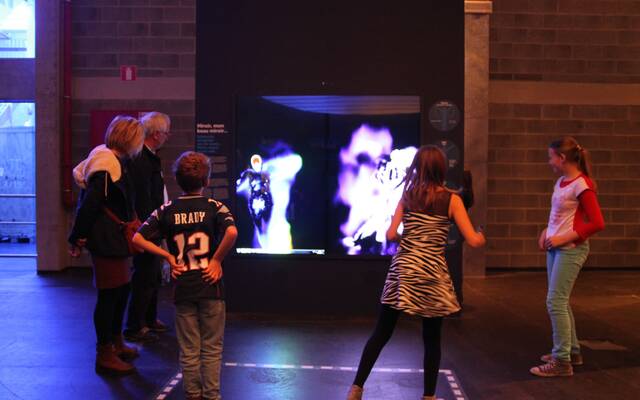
[68,115,144,375]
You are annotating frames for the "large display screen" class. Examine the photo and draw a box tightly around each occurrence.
[235,96,420,256]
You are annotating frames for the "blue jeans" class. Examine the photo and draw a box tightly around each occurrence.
[546,242,589,362]
[175,299,226,400]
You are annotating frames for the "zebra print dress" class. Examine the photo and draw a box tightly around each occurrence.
[380,193,461,318]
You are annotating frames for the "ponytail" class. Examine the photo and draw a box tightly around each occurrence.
[550,137,597,191]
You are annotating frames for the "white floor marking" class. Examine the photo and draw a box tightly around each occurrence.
[155,362,468,400]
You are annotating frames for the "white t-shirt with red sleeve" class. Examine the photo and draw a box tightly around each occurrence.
[546,174,604,249]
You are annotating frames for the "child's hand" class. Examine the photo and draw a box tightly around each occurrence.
[69,244,81,257]
[167,255,186,279]
[68,238,87,257]
[544,235,564,250]
[475,230,486,246]
[538,230,547,251]
[203,259,223,283]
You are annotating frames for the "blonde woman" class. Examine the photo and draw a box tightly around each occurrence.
[69,115,144,375]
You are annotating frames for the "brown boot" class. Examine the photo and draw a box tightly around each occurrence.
[95,344,136,375]
[113,334,139,360]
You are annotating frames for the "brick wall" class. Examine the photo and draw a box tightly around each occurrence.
[487,1,640,268]
[490,0,640,83]
[72,0,195,78]
[71,0,195,197]
[487,103,640,268]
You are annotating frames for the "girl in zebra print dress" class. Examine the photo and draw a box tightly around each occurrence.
[347,145,485,400]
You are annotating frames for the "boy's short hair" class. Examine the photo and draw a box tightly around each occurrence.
[173,151,211,192]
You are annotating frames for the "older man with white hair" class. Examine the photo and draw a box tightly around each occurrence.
[124,111,172,343]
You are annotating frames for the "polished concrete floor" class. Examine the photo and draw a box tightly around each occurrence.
[0,259,638,400]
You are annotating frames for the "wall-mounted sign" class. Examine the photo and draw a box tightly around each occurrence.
[120,65,137,81]
[432,139,460,169]
[428,100,460,132]
[196,122,232,200]
[195,122,230,156]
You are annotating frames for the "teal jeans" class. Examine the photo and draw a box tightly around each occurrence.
[546,242,589,362]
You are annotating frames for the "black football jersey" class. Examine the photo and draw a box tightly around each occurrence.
[138,195,235,303]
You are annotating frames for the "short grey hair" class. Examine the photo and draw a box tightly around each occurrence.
[140,111,171,138]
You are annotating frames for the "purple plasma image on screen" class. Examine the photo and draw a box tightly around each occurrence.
[334,124,417,255]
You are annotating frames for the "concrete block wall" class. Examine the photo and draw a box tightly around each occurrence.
[71,0,195,78]
[487,0,640,268]
[487,103,640,268]
[490,0,640,83]
[71,0,196,198]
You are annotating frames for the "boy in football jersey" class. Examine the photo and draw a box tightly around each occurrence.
[132,151,237,400]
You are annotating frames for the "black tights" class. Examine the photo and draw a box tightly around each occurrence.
[94,283,130,345]
[353,305,443,397]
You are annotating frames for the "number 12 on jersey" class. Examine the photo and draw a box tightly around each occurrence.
[173,232,210,270]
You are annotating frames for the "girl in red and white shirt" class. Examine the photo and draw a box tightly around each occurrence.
[530,137,605,378]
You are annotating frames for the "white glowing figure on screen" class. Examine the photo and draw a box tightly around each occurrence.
[335,124,416,255]
[237,149,302,252]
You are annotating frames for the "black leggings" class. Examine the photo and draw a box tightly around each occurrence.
[353,304,443,397]
[94,283,131,345]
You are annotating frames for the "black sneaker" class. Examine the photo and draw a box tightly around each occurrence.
[123,327,159,343]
